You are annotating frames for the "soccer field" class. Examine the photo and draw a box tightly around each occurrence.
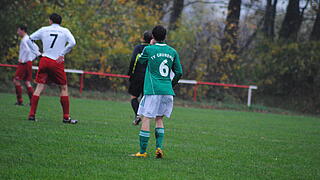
[0,93,319,179]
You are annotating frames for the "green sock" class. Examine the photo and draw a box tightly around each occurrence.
[155,128,164,149]
[139,130,150,154]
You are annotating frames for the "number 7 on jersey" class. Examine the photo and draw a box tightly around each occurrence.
[50,34,58,48]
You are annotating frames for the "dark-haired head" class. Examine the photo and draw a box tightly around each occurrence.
[152,25,167,42]
[49,13,62,24]
[143,31,152,43]
[18,25,27,33]
[17,25,27,37]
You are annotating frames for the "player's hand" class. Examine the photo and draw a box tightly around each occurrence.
[150,39,156,45]
[56,56,65,64]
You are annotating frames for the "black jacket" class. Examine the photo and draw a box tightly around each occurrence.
[127,43,148,78]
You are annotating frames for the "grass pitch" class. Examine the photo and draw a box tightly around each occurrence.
[0,92,319,179]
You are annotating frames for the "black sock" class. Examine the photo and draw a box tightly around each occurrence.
[131,98,139,115]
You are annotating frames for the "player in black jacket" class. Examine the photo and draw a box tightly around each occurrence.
[128,31,152,125]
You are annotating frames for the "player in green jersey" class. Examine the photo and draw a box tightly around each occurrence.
[130,25,183,158]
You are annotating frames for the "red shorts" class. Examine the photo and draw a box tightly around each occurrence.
[36,57,67,85]
[14,61,33,81]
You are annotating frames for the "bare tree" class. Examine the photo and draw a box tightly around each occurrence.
[263,0,278,39]
[310,1,320,40]
[169,0,185,30]
[278,0,308,41]
[220,0,242,54]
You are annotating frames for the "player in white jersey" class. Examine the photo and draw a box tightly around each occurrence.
[13,25,39,106]
[26,13,77,124]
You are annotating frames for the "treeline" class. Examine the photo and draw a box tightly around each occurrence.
[0,0,319,113]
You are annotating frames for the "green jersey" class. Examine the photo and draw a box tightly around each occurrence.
[138,42,183,95]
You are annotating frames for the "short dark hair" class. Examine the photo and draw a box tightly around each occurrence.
[49,13,62,24]
[18,25,27,33]
[143,31,152,43]
[152,25,167,42]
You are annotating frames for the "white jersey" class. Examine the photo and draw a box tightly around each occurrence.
[19,34,39,63]
[27,23,76,60]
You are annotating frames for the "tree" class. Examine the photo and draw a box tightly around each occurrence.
[168,0,185,30]
[310,1,320,40]
[279,0,301,41]
[263,0,278,39]
[207,0,242,84]
[136,0,170,19]
[220,0,242,54]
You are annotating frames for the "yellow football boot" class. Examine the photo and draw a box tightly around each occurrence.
[155,148,164,159]
[130,152,147,158]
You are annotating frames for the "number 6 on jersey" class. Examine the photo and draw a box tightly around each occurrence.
[159,59,169,77]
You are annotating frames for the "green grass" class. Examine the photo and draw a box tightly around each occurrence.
[0,93,319,179]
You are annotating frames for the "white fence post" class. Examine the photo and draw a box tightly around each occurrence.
[247,86,258,107]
